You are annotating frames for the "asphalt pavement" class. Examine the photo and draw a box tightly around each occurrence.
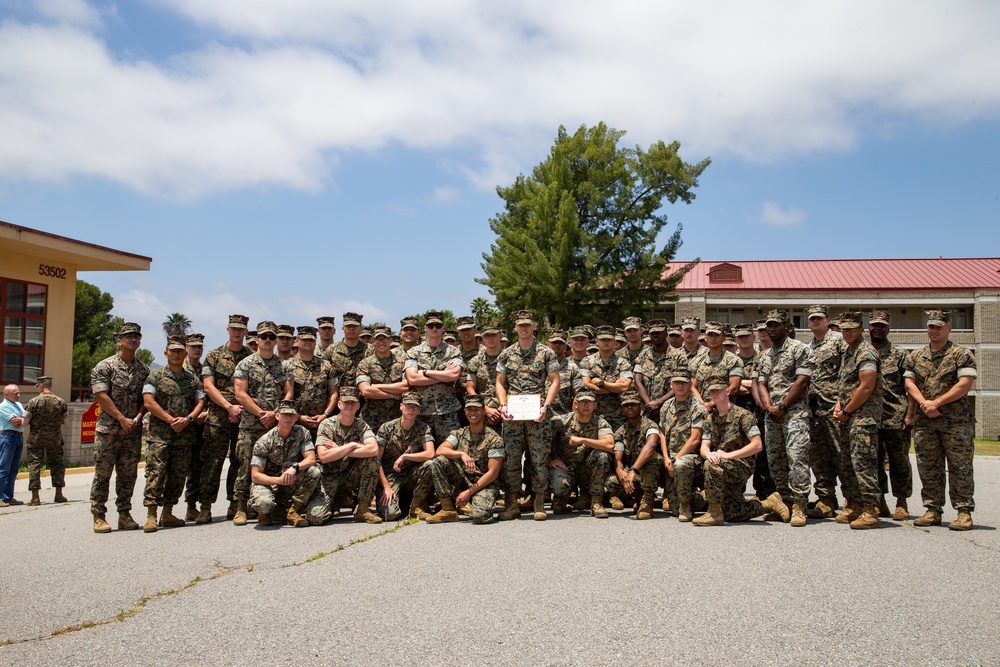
[2,457,999,666]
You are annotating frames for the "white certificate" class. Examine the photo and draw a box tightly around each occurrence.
[507,394,541,421]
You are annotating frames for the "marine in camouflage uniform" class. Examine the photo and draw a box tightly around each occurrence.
[181,333,207,516]
[747,321,777,500]
[689,321,744,408]
[286,325,339,440]
[633,320,686,423]
[248,401,321,524]
[579,325,634,430]
[868,310,913,518]
[904,310,977,529]
[198,315,252,517]
[305,387,382,525]
[607,391,662,512]
[404,311,465,443]
[680,317,707,362]
[659,366,709,516]
[323,312,374,389]
[23,377,68,498]
[804,306,846,515]
[375,392,435,521]
[549,389,615,517]
[465,321,504,425]
[620,316,647,366]
[455,316,482,408]
[545,329,583,417]
[356,327,407,433]
[426,394,505,524]
[495,310,561,519]
[89,322,150,529]
[232,321,292,520]
[141,336,205,527]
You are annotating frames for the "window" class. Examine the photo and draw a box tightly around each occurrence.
[0,278,47,384]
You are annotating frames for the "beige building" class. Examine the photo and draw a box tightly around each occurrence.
[648,259,1000,440]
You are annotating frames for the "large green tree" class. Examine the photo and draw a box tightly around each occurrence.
[162,312,192,337]
[479,123,709,328]
[72,280,154,390]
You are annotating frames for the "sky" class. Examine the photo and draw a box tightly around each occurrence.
[1,0,999,352]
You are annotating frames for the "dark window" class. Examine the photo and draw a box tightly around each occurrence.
[0,278,47,383]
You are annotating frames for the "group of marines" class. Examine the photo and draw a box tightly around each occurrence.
[71,303,976,533]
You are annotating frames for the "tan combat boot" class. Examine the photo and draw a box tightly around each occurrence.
[256,510,272,526]
[551,496,570,514]
[233,499,248,526]
[892,498,909,521]
[591,498,608,519]
[790,500,807,527]
[948,510,973,531]
[143,507,158,533]
[572,494,591,512]
[806,495,836,519]
[533,493,547,521]
[759,492,791,522]
[354,503,383,524]
[636,492,655,520]
[878,495,892,518]
[93,513,112,534]
[913,509,942,527]
[118,511,140,531]
[835,501,862,524]
[518,494,535,511]
[53,489,68,503]
[609,495,625,511]
[498,495,522,521]
[693,501,724,526]
[185,501,199,522]
[195,504,212,524]
[287,504,308,527]
[159,504,185,528]
[677,499,693,523]
[27,490,40,506]
[850,505,880,530]
[426,496,459,523]
[408,491,433,521]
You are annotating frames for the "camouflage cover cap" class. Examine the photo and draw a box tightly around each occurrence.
[868,310,890,325]
[806,305,829,319]
[34,376,53,386]
[615,329,627,343]
[704,376,729,392]
[424,310,444,325]
[464,394,485,408]
[480,321,501,335]
[276,324,295,338]
[400,316,419,330]
[704,321,726,335]
[186,333,205,345]
[836,311,864,329]
[667,324,682,335]
[296,326,317,340]
[764,309,788,324]
[548,329,567,343]
[361,326,374,337]
[400,391,422,406]
[733,324,754,337]
[339,386,360,402]
[316,316,336,328]
[256,321,277,335]
[343,312,363,326]
[118,322,142,336]
[569,326,590,339]
[443,330,458,342]
[680,317,700,331]
[514,310,535,325]
[926,309,950,326]
[373,326,392,339]
[595,325,616,339]
[646,319,667,333]
[246,330,257,342]
[166,335,187,350]
[275,399,298,415]
[754,319,768,331]
[582,325,596,339]
[622,316,643,331]
[456,316,476,331]
[671,366,692,383]
[576,388,597,402]
[620,390,642,406]
[228,314,249,329]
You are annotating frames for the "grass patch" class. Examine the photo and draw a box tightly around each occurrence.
[283,517,418,568]
[975,439,1000,457]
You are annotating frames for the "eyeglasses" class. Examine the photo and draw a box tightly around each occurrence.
[426,323,443,329]
[257,333,277,341]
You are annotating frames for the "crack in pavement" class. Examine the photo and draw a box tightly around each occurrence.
[282,517,419,567]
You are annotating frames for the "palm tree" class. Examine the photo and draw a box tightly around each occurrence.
[163,312,192,337]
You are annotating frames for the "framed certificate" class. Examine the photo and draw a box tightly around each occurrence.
[507,394,541,421]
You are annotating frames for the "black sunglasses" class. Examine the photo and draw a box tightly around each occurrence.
[426,323,443,329]
[257,333,277,341]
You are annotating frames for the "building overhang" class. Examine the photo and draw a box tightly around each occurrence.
[1,220,151,272]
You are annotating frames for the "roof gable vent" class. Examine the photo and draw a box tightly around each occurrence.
[708,262,743,283]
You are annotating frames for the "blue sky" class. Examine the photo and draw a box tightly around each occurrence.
[1,1,998,352]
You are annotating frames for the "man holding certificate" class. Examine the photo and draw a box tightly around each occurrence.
[496,310,561,521]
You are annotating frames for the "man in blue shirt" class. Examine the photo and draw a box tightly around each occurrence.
[0,384,26,506]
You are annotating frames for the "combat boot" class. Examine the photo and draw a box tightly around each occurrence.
[354,504,383,524]
[408,495,433,521]
[533,493,547,521]
[636,492,655,520]
[590,498,608,519]
[287,504,309,527]
[233,499,248,526]
[257,510,272,526]
[878,495,891,518]
[677,499,693,523]
[27,490,40,506]
[498,496,521,521]
[661,496,671,513]
[806,495,836,519]
[892,498,909,521]
[118,511,140,531]
[572,494,591,512]
[913,509,942,527]
[195,504,212,524]
[93,513,112,534]
[53,489,67,503]
[143,507,158,533]
[427,497,459,523]
[609,495,625,511]
[759,492,790,522]
[226,500,237,520]
[835,501,862,524]
[518,495,534,511]
[790,500,807,527]
[159,505,185,528]
[185,501,199,522]
[948,511,973,531]
[693,501,724,526]
[850,506,880,530]
[551,496,570,514]
[458,503,472,516]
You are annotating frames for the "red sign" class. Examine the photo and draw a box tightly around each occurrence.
[81,402,99,444]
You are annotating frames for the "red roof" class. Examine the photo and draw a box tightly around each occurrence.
[664,258,1000,292]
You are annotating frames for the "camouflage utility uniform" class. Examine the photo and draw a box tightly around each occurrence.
[233,353,289,501]
[286,355,338,438]
[660,395,709,510]
[702,405,766,522]
[405,341,464,442]
[23,392,68,491]
[199,344,252,506]
[305,416,379,525]
[248,425,321,516]
[837,341,883,508]
[875,340,912,501]
[606,416,662,500]
[808,332,846,502]
[376,417,434,520]
[142,366,204,508]
[428,425,505,522]
[549,412,614,502]
[578,352,634,430]
[356,352,405,433]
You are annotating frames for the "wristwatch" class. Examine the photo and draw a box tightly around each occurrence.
[291,462,300,472]
[777,402,786,411]
[842,407,852,417]
[598,379,605,389]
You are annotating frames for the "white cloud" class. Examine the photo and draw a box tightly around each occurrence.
[35,0,103,28]
[760,201,806,227]
[431,185,460,203]
[1,1,999,197]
